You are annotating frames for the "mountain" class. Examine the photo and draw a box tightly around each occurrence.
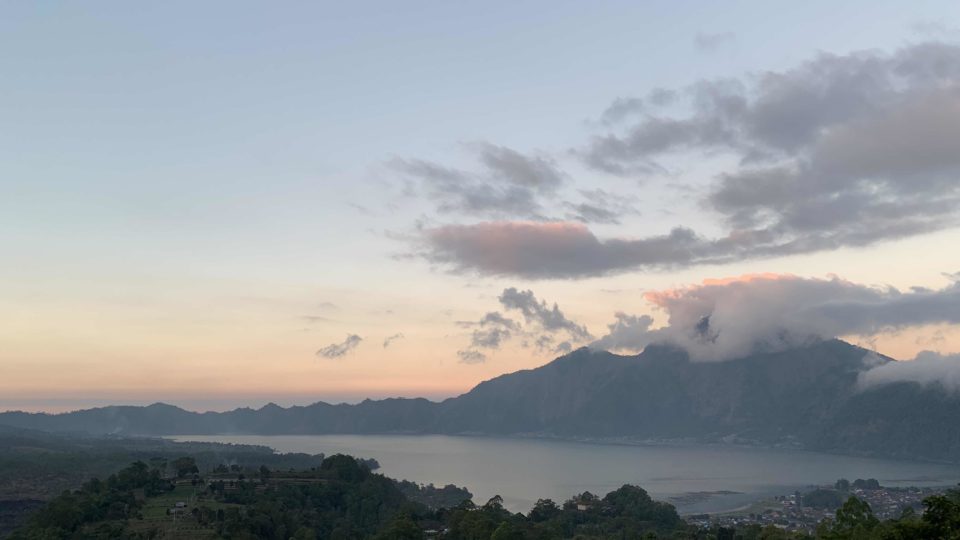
[3,339,960,462]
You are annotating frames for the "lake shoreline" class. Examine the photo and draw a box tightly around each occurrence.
[168,433,960,514]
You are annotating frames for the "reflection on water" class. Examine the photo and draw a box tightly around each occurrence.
[171,434,960,514]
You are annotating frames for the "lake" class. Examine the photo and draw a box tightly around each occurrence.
[170,434,960,514]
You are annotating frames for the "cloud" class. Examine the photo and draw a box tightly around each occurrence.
[600,97,645,125]
[383,333,405,348]
[598,90,678,126]
[473,142,565,191]
[419,221,735,279]
[403,43,960,280]
[515,43,950,275]
[391,142,565,219]
[499,288,593,341]
[316,334,363,358]
[591,273,960,361]
[301,315,333,323]
[469,312,521,349]
[590,312,655,352]
[694,31,736,51]
[455,311,522,363]
[457,350,487,364]
[456,288,592,362]
[859,351,960,392]
[563,189,639,225]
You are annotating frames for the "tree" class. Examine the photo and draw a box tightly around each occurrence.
[483,495,504,512]
[490,521,524,540]
[320,454,369,483]
[818,496,879,539]
[292,526,317,540]
[172,457,198,478]
[374,515,423,540]
[528,499,559,522]
[920,491,960,539]
[851,478,881,490]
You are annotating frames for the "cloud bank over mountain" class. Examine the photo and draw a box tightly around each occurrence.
[859,351,960,391]
[592,273,960,361]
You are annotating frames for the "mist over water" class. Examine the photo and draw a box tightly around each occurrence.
[171,434,960,514]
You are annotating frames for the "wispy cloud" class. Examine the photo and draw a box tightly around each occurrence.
[456,288,592,363]
[383,333,405,348]
[316,334,363,359]
[390,142,566,220]
[693,31,735,52]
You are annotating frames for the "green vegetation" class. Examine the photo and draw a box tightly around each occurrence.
[9,456,408,539]
[0,426,329,536]
[707,488,960,540]
[801,478,884,510]
[396,480,472,510]
[812,489,960,539]
[7,450,960,539]
[0,425,325,501]
[439,485,683,540]
[9,456,687,539]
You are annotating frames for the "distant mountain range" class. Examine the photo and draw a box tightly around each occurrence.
[3,339,960,463]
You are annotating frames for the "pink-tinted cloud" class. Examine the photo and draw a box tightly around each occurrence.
[421,221,719,279]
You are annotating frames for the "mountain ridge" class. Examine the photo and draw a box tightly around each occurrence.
[3,339,960,462]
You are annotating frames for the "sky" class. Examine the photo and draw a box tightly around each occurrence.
[3,1,960,412]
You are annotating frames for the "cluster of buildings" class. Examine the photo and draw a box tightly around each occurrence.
[685,484,952,533]
[849,485,946,519]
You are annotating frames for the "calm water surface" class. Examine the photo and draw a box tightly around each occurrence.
[171,434,960,514]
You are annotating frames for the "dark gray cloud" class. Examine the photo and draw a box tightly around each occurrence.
[417,43,960,279]
[859,351,960,392]
[587,41,960,180]
[383,333,404,348]
[455,311,522,363]
[694,31,736,51]
[591,273,960,361]
[316,334,363,359]
[391,142,565,219]
[456,289,591,362]
[469,312,520,349]
[499,288,593,341]
[473,142,565,191]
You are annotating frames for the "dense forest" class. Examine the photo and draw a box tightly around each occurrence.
[8,454,960,539]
